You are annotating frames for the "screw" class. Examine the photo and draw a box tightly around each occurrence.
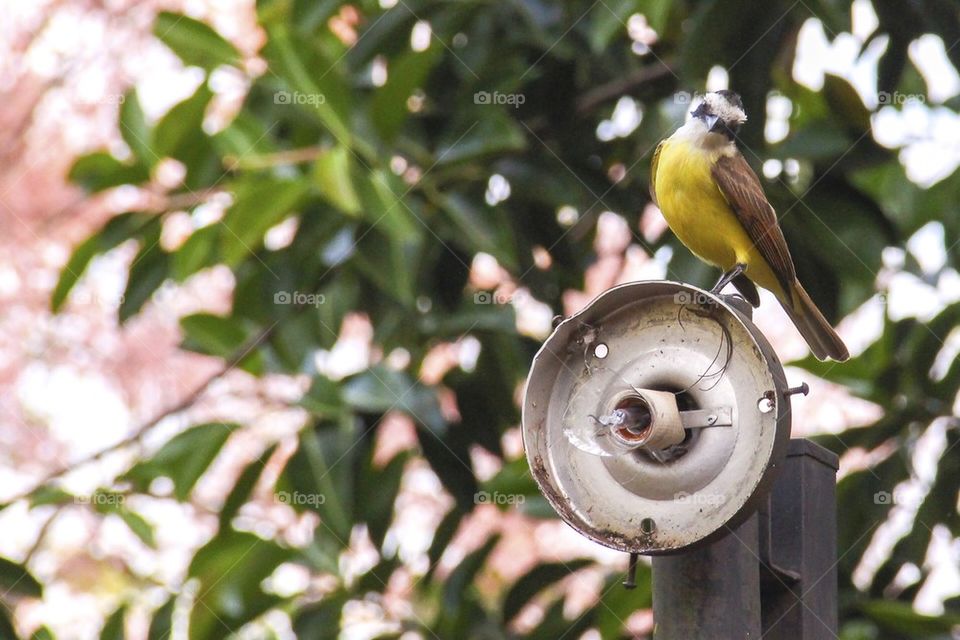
[623,552,639,589]
[785,382,810,397]
[706,414,717,425]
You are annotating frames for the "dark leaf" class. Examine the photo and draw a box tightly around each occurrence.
[0,557,42,599]
[124,423,237,501]
[119,89,154,166]
[502,560,592,621]
[67,152,150,193]
[219,177,309,265]
[219,445,276,530]
[147,598,175,640]
[442,534,500,613]
[154,12,241,71]
[52,213,149,312]
[99,605,125,640]
[187,531,292,639]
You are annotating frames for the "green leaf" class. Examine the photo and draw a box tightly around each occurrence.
[291,591,347,640]
[481,458,542,509]
[313,145,362,215]
[262,24,352,143]
[29,626,56,640]
[277,423,354,544]
[187,531,292,639]
[426,507,462,581]
[442,534,499,612]
[0,605,16,640]
[354,170,419,239]
[153,83,213,159]
[171,224,220,281]
[299,375,344,417]
[502,560,592,621]
[823,74,872,133]
[120,89,154,166]
[590,0,638,52]
[343,368,445,431]
[124,423,237,500]
[0,556,42,598]
[523,596,593,640]
[354,556,401,594]
[151,83,220,188]
[219,177,309,265]
[52,213,149,312]
[639,0,674,32]
[117,509,157,548]
[89,492,157,547]
[354,451,407,549]
[179,313,263,374]
[436,113,526,166]
[27,486,75,508]
[861,600,960,636]
[371,46,442,141]
[68,152,150,193]
[99,605,125,640]
[418,425,478,511]
[119,229,170,323]
[219,445,276,530]
[433,192,517,271]
[154,12,241,71]
[147,598,175,640]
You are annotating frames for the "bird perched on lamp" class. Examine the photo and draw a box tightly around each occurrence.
[649,90,849,361]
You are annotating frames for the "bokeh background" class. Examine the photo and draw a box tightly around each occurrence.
[1,0,959,638]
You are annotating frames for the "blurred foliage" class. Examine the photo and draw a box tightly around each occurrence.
[2,0,959,638]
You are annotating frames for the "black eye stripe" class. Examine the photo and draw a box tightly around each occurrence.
[691,102,710,118]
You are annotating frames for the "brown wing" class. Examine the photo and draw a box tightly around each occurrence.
[649,141,663,206]
[712,153,796,296]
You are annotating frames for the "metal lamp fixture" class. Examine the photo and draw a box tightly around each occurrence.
[522,280,803,554]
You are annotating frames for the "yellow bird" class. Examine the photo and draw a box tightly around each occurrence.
[650,90,849,361]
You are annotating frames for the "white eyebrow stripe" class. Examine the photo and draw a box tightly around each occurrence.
[703,93,747,124]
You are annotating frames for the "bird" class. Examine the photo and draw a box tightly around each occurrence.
[649,90,849,361]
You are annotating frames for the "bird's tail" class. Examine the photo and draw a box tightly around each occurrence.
[780,282,850,362]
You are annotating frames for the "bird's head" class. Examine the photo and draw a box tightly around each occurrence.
[691,90,746,140]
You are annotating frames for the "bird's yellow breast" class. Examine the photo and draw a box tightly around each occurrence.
[653,138,786,299]
[654,139,751,271]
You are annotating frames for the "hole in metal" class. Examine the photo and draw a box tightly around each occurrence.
[640,518,656,534]
[758,391,775,414]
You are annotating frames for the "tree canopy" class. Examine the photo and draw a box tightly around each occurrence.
[4,0,960,638]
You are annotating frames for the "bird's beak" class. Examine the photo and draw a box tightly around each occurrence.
[705,114,720,132]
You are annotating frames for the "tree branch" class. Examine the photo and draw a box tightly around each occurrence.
[2,323,278,506]
[575,58,677,115]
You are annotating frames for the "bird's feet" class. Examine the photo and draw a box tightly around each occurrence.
[710,263,747,295]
